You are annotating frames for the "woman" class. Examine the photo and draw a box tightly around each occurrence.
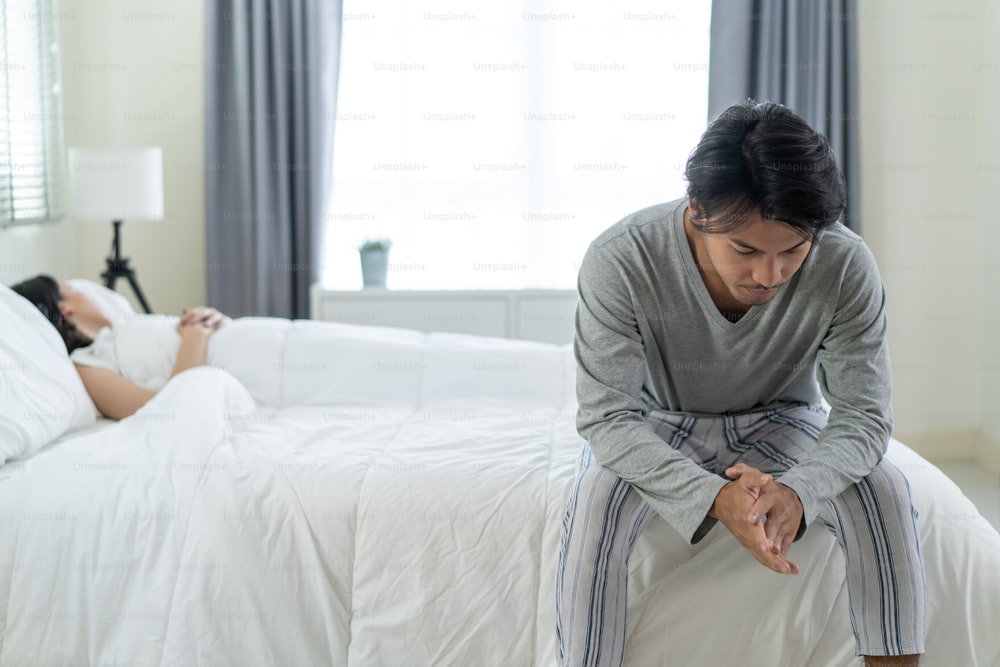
[12,275,230,420]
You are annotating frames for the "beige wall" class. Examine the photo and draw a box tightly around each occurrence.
[857,0,998,463]
[59,0,205,316]
[977,1,1000,468]
[0,222,73,285]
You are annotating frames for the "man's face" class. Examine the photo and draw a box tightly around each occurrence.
[697,214,813,308]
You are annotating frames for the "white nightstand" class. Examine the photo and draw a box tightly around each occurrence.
[310,286,578,345]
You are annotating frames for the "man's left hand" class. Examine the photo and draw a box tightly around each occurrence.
[727,464,804,561]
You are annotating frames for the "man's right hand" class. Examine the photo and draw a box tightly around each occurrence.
[708,462,799,575]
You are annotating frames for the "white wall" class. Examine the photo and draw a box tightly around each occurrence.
[0,222,72,285]
[858,0,991,460]
[58,0,205,316]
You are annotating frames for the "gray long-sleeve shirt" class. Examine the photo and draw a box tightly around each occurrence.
[575,198,893,544]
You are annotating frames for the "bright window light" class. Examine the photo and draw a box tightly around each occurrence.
[324,1,710,290]
[0,0,65,225]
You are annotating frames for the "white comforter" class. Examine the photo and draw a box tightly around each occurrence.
[1,320,998,666]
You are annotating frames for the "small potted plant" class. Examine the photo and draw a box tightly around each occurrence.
[358,238,392,288]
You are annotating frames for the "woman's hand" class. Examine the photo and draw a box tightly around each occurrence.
[169,307,229,379]
[177,306,230,333]
[177,318,215,341]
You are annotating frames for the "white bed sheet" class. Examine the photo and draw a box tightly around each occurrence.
[1,367,998,666]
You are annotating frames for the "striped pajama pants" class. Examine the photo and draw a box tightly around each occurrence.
[555,402,925,665]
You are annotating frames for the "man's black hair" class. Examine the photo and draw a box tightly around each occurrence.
[684,100,846,238]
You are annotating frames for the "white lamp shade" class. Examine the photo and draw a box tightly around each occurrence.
[68,147,164,221]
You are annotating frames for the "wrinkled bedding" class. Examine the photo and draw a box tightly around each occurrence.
[1,319,998,666]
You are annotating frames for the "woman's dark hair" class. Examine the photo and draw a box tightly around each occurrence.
[10,275,93,354]
[684,100,846,238]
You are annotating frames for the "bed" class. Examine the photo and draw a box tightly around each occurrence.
[1,282,998,666]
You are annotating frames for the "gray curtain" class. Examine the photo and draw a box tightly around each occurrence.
[205,0,341,318]
[708,0,860,232]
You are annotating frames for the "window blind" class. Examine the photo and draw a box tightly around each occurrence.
[0,0,64,226]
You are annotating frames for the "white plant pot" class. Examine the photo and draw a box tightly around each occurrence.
[359,249,389,287]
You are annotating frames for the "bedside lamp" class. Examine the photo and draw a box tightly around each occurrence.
[68,147,164,314]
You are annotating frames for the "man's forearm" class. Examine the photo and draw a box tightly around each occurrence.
[778,436,885,529]
[585,416,729,544]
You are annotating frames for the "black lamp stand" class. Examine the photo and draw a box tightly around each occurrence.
[102,219,153,314]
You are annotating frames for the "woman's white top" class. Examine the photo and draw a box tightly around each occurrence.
[69,316,182,392]
[69,327,119,373]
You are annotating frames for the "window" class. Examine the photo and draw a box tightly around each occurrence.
[325,0,710,289]
[0,0,65,226]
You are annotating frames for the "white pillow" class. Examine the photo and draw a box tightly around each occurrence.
[421,332,566,408]
[66,278,136,326]
[0,283,97,465]
[275,319,425,408]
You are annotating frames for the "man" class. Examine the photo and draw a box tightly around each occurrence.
[556,100,924,667]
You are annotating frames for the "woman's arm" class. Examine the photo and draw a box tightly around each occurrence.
[169,307,229,378]
[168,321,214,379]
[75,364,156,421]
[76,312,226,420]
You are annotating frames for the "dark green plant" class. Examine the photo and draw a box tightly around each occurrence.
[358,238,392,252]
